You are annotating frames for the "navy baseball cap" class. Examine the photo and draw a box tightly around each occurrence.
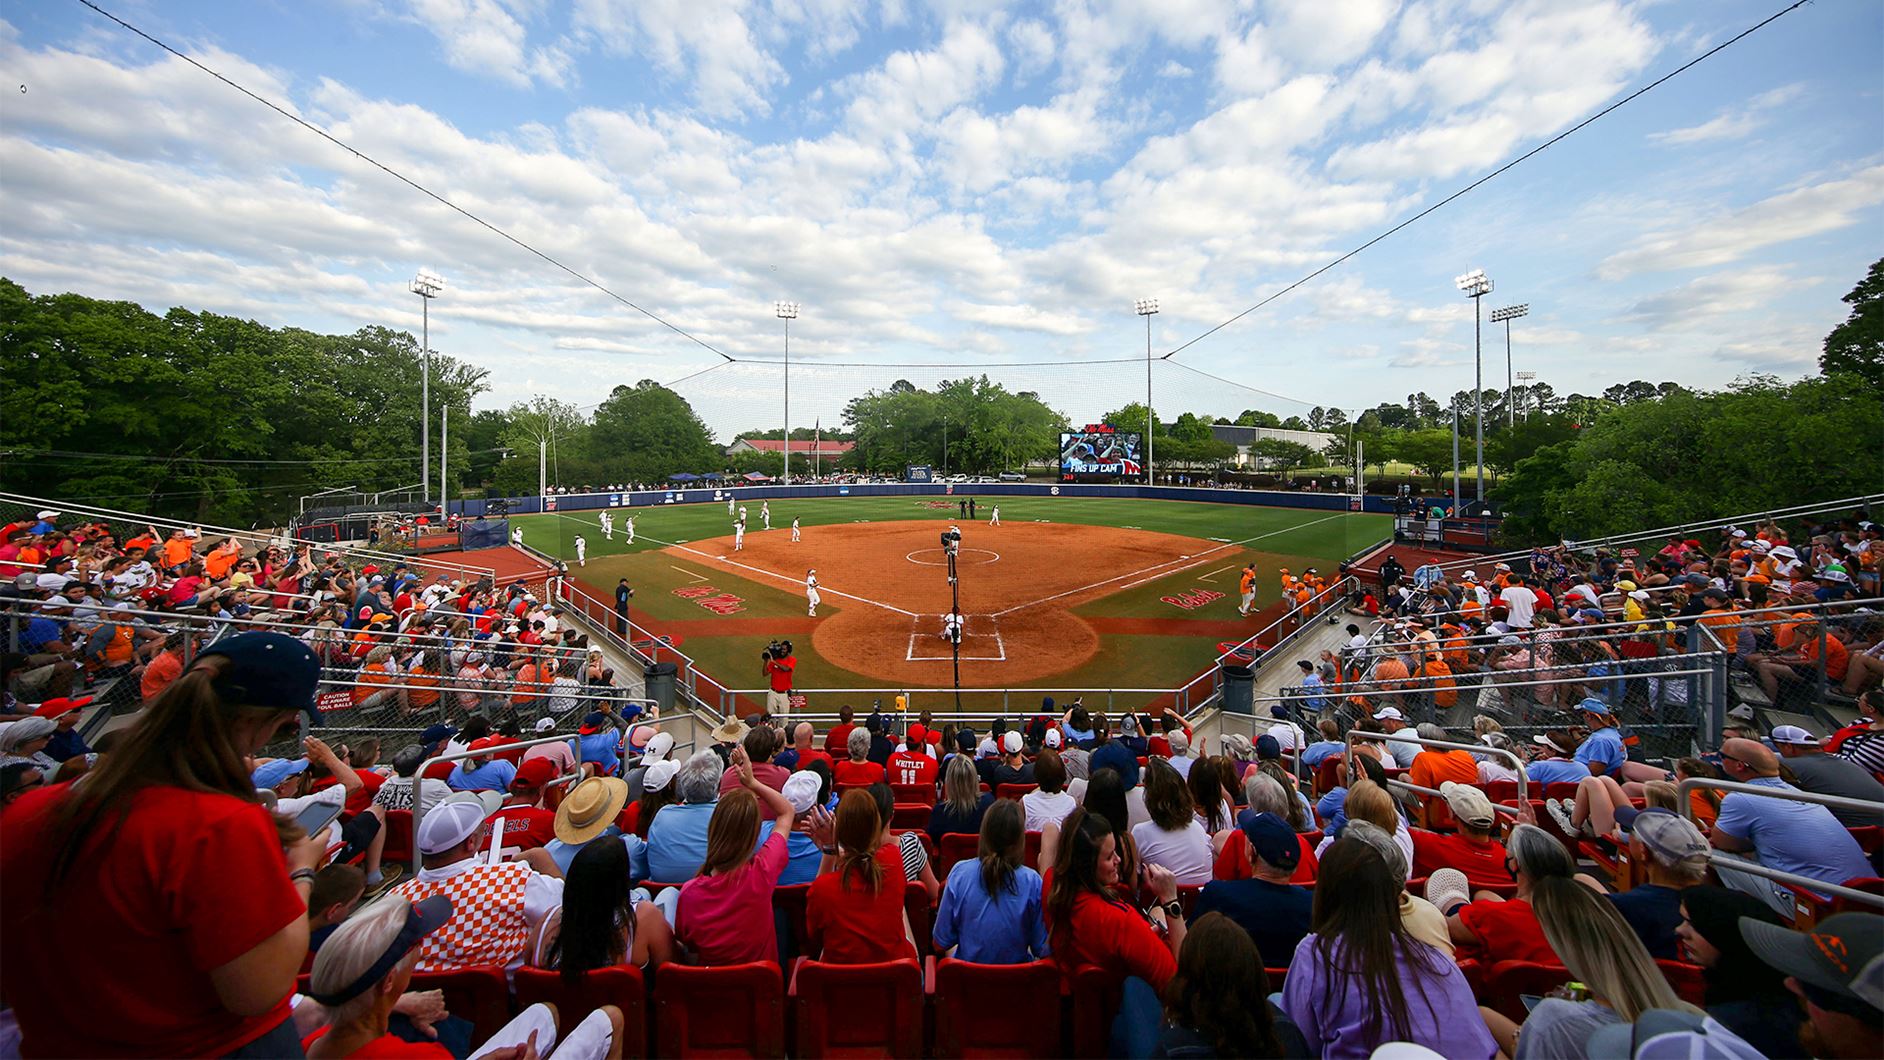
[1255,734,1281,760]
[197,632,322,717]
[1238,810,1301,871]
[418,724,456,749]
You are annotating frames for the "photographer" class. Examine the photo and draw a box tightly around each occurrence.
[762,640,796,717]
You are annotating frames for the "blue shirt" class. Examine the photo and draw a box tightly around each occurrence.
[1574,727,1626,776]
[1090,742,1140,788]
[544,828,650,878]
[778,831,823,885]
[645,800,775,882]
[578,730,621,775]
[1193,878,1314,967]
[1607,883,1684,960]
[1063,724,1095,747]
[1300,741,1345,768]
[1300,673,1328,709]
[1714,776,1873,896]
[933,860,1048,964]
[1526,758,1593,787]
[447,759,516,792]
[21,617,65,654]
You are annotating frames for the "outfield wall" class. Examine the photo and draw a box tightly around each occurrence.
[447,482,1400,518]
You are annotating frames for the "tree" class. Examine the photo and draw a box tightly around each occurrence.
[1234,409,1281,428]
[1393,429,1456,488]
[1822,256,1884,389]
[1278,416,1308,431]
[588,382,721,485]
[1247,438,1314,471]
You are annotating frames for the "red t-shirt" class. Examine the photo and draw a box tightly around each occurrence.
[1048,891,1176,991]
[1458,896,1556,964]
[311,771,387,817]
[823,723,856,756]
[1411,831,1512,892]
[806,846,916,964]
[832,759,886,786]
[302,1027,451,1057]
[0,784,304,1057]
[675,831,790,965]
[887,751,937,788]
[1211,830,1320,884]
[790,747,834,774]
[480,805,558,853]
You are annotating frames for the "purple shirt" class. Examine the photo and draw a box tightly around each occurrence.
[1282,934,1497,1059]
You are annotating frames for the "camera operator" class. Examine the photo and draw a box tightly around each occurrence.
[761,640,796,718]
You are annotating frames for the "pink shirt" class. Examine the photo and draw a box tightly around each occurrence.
[521,740,577,775]
[674,831,789,965]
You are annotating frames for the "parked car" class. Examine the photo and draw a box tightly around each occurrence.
[998,471,1025,482]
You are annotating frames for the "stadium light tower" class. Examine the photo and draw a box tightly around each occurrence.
[1490,303,1529,428]
[1454,269,1493,506]
[410,270,445,509]
[1516,371,1537,420]
[776,302,799,483]
[1135,298,1159,486]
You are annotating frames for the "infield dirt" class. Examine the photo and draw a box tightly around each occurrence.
[656,519,1241,684]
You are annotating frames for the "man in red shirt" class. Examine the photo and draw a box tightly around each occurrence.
[763,646,795,716]
[823,706,856,757]
[482,758,561,855]
[1411,782,1513,891]
[888,726,938,787]
[779,721,833,774]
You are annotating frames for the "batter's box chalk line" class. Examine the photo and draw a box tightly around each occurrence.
[906,615,1006,662]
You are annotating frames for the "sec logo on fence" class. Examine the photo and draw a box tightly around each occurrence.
[1050,486,1060,496]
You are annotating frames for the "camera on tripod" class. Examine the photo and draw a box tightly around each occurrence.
[761,639,793,661]
[940,526,961,554]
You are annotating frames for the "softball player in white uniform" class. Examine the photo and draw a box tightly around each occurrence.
[574,535,587,566]
[761,501,771,530]
[989,505,1000,526]
[790,516,800,542]
[806,570,821,616]
[624,514,636,544]
[733,517,745,551]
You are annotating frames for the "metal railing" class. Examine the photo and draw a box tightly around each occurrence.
[1346,729,1529,812]
[407,733,594,874]
[1677,777,1884,908]
[0,492,497,581]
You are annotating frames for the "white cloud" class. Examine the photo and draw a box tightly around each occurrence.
[572,0,786,117]
[1263,0,1400,70]
[403,0,563,88]
[1647,82,1805,146]
[1618,266,1795,330]
[1157,59,1191,78]
[1007,18,1056,78]
[1598,165,1884,279]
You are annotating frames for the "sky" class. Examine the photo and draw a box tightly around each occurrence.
[1,0,1879,438]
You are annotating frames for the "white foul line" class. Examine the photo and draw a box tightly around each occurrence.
[992,511,1353,616]
[635,531,919,618]
[1197,565,1236,582]
[670,565,708,583]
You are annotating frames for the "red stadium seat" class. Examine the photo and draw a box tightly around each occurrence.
[931,958,1061,1057]
[1543,782,1581,801]
[1265,967,1289,994]
[381,809,413,866]
[772,883,812,962]
[422,760,454,782]
[1483,961,1574,1021]
[652,961,785,1058]
[1313,757,1342,796]
[892,782,937,806]
[1848,825,1881,855]
[891,802,931,830]
[1787,876,1884,926]
[905,882,936,959]
[1656,960,1707,1007]
[1483,780,1520,805]
[514,966,647,1059]
[1067,965,1122,1060]
[995,783,1037,801]
[409,965,513,1043]
[835,782,875,798]
[938,833,980,878]
[788,958,923,1058]
[1023,830,1042,870]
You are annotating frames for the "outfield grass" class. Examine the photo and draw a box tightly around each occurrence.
[512,495,1389,697]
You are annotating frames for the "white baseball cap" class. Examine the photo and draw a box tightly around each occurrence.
[781,771,821,814]
[1001,731,1023,754]
[642,759,680,793]
[416,799,489,854]
[34,510,58,520]
[643,731,676,763]
[534,717,556,732]
[1044,729,1063,749]
[1770,725,1819,746]
[1372,707,1404,721]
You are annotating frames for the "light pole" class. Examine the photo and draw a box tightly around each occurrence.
[1516,371,1537,420]
[1454,269,1493,507]
[410,271,445,509]
[1135,298,1159,485]
[1490,303,1529,428]
[776,302,799,483]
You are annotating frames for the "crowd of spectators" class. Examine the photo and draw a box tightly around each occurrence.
[1,508,1880,1058]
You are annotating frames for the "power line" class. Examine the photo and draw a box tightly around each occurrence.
[73,0,737,364]
[2,447,502,466]
[1161,0,1811,361]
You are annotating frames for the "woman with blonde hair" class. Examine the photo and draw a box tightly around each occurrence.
[1316,779,1411,867]
[1479,875,1699,1057]
[925,753,992,843]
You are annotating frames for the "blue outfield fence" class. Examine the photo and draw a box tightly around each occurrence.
[445,482,1403,518]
